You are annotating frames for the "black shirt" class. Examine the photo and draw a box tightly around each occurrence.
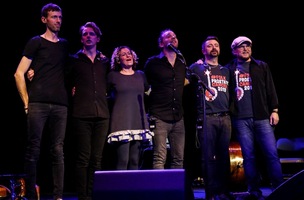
[144,52,186,122]
[68,50,110,118]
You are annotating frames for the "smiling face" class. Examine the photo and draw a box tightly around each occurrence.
[159,29,179,49]
[42,10,63,33]
[203,39,220,59]
[232,42,252,62]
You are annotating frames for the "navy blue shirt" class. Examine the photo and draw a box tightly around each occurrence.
[189,63,230,115]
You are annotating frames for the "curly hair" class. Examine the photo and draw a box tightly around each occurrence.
[110,46,138,71]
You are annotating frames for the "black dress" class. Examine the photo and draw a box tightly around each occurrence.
[107,70,154,143]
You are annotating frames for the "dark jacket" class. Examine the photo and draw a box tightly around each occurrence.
[226,56,279,120]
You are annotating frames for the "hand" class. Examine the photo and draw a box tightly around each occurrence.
[196,59,204,64]
[270,112,279,126]
[27,68,34,81]
[24,107,28,115]
[100,53,106,59]
[72,87,76,96]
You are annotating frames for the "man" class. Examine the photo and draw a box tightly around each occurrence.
[226,36,284,200]
[14,3,68,200]
[144,29,187,170]
[144,28,194,200]
[26,21,111,200]
[189,36,234,200]
[69,22,110,200]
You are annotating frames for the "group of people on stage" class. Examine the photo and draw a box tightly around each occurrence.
[13,2,284,200]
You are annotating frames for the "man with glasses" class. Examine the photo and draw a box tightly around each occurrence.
[226,36,284,200]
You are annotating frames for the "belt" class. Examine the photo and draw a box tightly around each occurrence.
[206,112,230,117]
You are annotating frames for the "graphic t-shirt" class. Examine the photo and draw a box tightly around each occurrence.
[234,62,253,118]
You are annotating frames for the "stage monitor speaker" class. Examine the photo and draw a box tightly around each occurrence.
[92,169,185,200]
[266,169,304,200]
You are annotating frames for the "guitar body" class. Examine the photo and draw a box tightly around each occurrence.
[229,141,247,191]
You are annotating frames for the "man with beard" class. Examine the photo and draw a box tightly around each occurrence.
[189,36,234,200]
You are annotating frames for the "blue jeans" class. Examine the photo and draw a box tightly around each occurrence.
[152,117,185,169]
[73,117,109,200]
[198,114,232,197]
[25,103,67,200]
[232,118,284,193]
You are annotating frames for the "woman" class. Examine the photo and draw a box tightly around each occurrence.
[107,46,154,170]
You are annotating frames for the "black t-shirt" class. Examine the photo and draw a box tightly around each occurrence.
[24,36,69,106]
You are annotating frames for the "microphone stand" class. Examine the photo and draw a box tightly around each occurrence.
[176,52,215,96]
[177,51,213,199]
[167,43,214,95]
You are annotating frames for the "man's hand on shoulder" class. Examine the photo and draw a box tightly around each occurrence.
[196,59,204,64]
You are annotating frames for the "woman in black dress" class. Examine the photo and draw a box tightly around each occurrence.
[107,46,154,170]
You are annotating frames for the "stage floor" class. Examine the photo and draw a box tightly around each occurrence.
[38,186,273,200]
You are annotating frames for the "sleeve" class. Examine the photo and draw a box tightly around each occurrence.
[23,36,41,60]
[263,61,279,110]
[139,70,150,92]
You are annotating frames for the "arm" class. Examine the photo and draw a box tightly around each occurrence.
[184,78,190,86]
[185,59,204,86]
[270,110,279,126]
[264,62,279,126]
[269,112,280,126]
[14,56,32,113]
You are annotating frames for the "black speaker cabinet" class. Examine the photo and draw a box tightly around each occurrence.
[92,169,185,200]
[266,169,304,200]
